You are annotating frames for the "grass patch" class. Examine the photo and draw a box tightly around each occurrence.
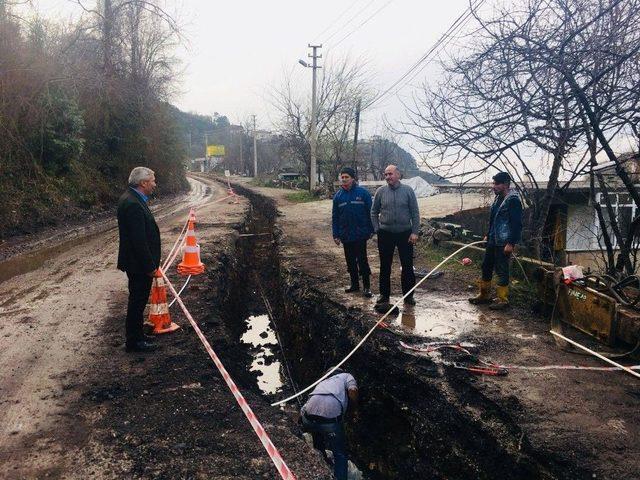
[416,240,538,307]
[285,191,319,203]
[415,242,484,274]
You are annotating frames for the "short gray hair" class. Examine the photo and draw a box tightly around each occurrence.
[385,164,403,178]
[128,167,155,187]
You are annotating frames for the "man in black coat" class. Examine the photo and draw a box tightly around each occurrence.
[117,167,161,352]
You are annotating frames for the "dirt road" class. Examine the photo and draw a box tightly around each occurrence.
[0,178,216,476]
[0,176,331,479]
[3,174,639,480]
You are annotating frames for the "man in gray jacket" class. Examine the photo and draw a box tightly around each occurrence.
[371,165,420,306]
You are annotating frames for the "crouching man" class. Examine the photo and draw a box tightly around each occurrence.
[469,171,523,310]
[300,368,359,480]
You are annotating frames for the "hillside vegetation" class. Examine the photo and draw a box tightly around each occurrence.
[0,3,193,238]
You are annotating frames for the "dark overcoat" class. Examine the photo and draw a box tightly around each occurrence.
[117,189,161,274]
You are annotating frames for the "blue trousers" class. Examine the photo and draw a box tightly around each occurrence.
[301,415,348,480]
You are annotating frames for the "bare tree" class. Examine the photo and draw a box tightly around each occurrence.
[270,57,374,189]
[400,0,640,267]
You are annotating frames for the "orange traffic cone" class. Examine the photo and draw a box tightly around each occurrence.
[188,208,196,224]
[177,220,205,275]
[148,269,180,334]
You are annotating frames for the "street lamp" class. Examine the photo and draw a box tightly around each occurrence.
[298,59,309,68]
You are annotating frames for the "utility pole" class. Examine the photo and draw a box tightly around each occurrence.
[239,127,244,175]
[308,44,322,190]
[204,133,208,171]
[252,115,258,178]
[352,98,361,178]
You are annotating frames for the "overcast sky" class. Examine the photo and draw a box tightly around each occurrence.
[24,1,475,136]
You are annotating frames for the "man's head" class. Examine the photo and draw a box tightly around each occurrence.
[128,167,156,196]
[492,171,511,196]
[339,166,356,189]
[383,165,401,187]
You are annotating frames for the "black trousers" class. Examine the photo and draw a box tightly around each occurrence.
[126,272,153,345]
[377,229,415,298]
[343,239,371,281]
[481,245,511,287]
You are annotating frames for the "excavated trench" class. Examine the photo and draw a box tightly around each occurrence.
[215,185,590,480]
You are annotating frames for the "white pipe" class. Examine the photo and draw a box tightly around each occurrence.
[271,240,487,407]
[550,330,640,380]
[169,275,192,308]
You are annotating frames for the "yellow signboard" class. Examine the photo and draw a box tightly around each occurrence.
[206,145,225,157]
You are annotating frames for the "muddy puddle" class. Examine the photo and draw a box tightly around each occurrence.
[240,313,284,395]
[391,295,480,339]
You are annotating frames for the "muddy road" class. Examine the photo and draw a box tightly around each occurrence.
[1,174,639,479]
[0,176,331,479]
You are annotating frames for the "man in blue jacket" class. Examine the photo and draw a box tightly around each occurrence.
[469,171,523,310]
[332,167,374,297]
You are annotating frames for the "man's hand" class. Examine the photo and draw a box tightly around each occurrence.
[504,243,514,256]
[334,237,341,246]
[408,233,419,245]
[483,235,488,242]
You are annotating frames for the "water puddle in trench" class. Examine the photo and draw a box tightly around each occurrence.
[240,313,284,395]
[391,295,480,339]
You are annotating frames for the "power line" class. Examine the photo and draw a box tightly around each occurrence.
[329,0,395,50]
[366,0,485,109]
[324,0,378,44]
[311,0,364,44]
[367,0,483,108]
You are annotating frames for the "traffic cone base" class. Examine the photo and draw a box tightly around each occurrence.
[148,272,181,335]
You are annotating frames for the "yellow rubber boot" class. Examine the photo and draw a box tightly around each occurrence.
[468,280,492,305]
[489,285,510,310]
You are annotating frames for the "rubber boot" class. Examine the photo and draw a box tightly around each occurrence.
[344,272,360,293]
[362,275,373,298]
[489,285,510,310]
[468,280,492,305]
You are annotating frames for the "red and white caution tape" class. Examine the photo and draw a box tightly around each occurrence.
[160,270,297,480]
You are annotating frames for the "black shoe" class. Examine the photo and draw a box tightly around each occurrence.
[345,283,360,293]
[404,295,416,305]
[362,276,372,298]
[376,295,390,305]
[125,340,159,353]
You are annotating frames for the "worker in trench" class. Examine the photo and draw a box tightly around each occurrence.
[469,171,523,310]
[332,166,375,298]
[371,164,420,307]
[300,368,359,480]
[117,166,161,352]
